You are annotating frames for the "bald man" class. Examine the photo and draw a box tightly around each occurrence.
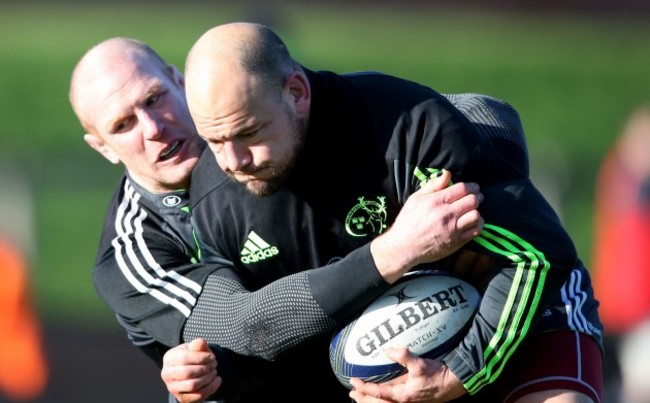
[70,37,206,360]
[70,38,226,400]
[71,37,485,402]
[170,22,603,403]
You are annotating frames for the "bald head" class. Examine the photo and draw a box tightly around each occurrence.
[183,23,311,195]
[69,37,203,193]
[184,23,299,121]
[186,22,294,88]
[70,37,169,132]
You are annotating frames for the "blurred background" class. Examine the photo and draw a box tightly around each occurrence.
[1,0,650,401]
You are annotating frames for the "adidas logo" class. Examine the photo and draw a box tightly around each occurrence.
[240,231,279,264]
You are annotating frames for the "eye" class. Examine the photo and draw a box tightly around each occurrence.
[208,141,224,154]
[112,116,134,134]
[238,129,262,144]
[144,92,163,108]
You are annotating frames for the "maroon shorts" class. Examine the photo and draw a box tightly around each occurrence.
[459,330,603,403]
[501,330,603,403]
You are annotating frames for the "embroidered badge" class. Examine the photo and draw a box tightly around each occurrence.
[345,196,388,237]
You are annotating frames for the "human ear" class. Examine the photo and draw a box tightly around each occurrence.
[84,133,120,164]
[286,72,310,116]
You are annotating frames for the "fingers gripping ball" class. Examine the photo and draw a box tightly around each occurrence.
[329,270,480,389]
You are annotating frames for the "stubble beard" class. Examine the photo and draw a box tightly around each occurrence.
[230,113,307,198]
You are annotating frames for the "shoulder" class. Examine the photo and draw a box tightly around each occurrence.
[443,93,528,173]
[102,174,134,224]
[190,149,231,206]
[312,69,441,105]
[443,93,522,130]
[99,174,181,248]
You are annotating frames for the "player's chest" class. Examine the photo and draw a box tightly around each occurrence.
[223,182,400,284]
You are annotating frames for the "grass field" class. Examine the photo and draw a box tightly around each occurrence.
[2,1,650,326]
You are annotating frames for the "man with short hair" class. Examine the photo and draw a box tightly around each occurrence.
[166,22,603,402]
[70,37,208,362]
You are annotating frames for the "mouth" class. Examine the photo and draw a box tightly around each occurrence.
[159,140,182,161]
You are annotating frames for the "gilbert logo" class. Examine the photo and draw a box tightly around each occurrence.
[345,196,387,237]
[355,283,470,356]
[240,231,279,264]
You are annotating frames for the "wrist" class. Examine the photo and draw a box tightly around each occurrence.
[369,233,416,284]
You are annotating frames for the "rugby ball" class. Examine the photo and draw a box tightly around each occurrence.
[329,270,480,389]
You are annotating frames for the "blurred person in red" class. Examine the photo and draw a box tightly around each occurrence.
[592,105,650,403]
[0,236,48,401]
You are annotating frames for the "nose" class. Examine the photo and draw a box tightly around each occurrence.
[139,110,163,140]
[220,141,252,172]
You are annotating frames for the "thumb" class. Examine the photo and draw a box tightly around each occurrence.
[421,169,452,192]
[188,338,210,352]
[383,346,417,368]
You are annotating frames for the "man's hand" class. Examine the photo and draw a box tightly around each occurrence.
[348,347,467,403]
[372,170,484,283]
[161,338,221,403]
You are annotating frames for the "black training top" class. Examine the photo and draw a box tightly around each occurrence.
[186,70,602,401]
[91,173,218,350]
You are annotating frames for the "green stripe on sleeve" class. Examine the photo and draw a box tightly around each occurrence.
[463,224,549,393]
